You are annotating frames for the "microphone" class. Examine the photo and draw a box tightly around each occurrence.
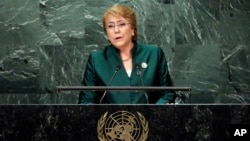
[135,64,149,104]
[99,65,121,103]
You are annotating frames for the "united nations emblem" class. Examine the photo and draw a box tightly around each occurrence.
[97,111,149,141]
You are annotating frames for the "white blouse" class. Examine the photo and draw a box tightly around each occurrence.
[126,69,132,77]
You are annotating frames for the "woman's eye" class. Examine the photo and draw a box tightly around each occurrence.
[107,25,114,28]
[119,23,126,27]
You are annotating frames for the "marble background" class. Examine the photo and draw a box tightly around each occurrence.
[0,0,250,104]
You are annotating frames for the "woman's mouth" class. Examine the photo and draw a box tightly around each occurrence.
[115,37,122,40]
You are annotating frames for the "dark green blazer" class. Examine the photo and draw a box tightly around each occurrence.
[78,42,175,104]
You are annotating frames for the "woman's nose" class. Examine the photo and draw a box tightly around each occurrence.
[114,25,120,33]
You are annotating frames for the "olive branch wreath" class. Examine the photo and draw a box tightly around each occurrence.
[97,112,108,141]
[137,112,149,141]
[97,111,149,141]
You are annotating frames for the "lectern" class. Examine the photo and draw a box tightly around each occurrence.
[56,86,191,104]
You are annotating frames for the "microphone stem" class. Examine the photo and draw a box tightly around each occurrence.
[99,69,119,104]
[137,69,149,104]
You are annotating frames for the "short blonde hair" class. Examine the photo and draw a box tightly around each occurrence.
[102,4,137,41]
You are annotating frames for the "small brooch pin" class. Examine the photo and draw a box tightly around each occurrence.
[141,62,148,69]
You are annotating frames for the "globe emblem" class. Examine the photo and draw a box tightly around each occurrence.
[104,111,142,141]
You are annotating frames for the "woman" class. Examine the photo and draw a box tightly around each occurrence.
[78,4,175,104]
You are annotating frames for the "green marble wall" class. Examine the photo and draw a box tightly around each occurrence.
[0,0,250,104]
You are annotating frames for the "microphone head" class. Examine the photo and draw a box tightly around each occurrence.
[135,64,140,69]
[135,64,141,75]
[116,65,121,71]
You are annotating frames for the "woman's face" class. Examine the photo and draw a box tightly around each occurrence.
[105,14,135,49]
